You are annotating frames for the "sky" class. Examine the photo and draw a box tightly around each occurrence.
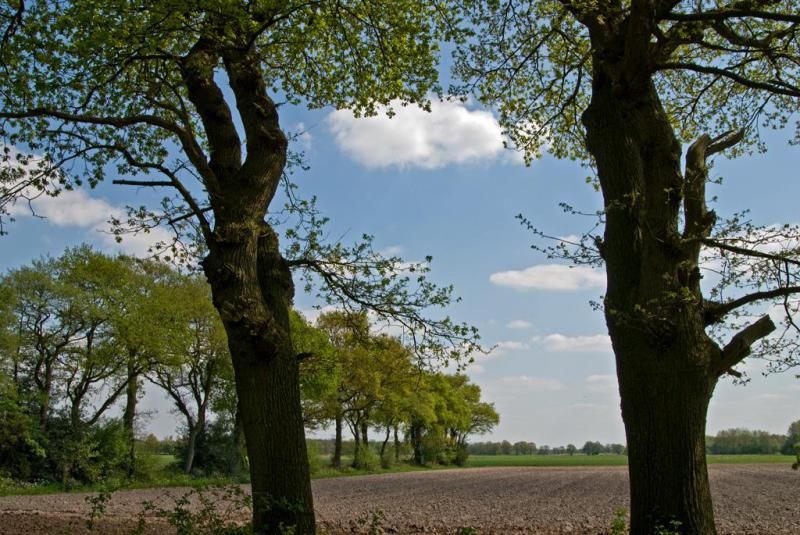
[2,91,799,448]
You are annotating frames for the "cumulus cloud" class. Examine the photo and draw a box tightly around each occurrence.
[489,264,605,291]
[481,340,530,360]
[8,187,172,256]
[506,320,532,330]
[585,374,618,393]
[327,98,522,169]
[291,122,313,151]
[532,333,613,353]
[9,187,114,228]
[494,375,564,391]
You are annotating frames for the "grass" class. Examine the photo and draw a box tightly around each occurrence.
[466,454,630,467]
[1,453,793,497]
[465,453,794,467]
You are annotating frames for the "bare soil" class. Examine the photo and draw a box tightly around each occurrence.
[0,465,797,534]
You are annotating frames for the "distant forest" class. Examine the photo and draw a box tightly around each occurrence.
[460,425,799,456]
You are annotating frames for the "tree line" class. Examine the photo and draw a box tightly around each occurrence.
[0,248,497,486]
[468,422,800,457]
[468,441,626,456]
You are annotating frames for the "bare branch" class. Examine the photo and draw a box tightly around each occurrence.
[112,179,174,187]
[656,62,800,97]
[718,314,776,374]
[701,237,800,268]
[705,286,800,325]
[664,8,800,25]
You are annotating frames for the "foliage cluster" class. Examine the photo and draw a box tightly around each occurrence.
[0,247,237,485]
[302,310,499,469]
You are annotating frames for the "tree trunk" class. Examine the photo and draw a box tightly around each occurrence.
[351,421,361,468]
[620,347,716,534]
[204,227,314,535]
[184,425,199,474]
[123,356,139,477]
[361,421,369,448]
[583,68,722,534]
[332,413,343,468]
[380,425,391,459]
[410,422,423,465]
[393,424,400,462]
[233,406,248,475]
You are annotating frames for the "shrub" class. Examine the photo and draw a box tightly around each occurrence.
[352,444,379,470]
[178,421,245,478]
[306,439,322,475]
[453,445,470,467]
[0,385,46,480]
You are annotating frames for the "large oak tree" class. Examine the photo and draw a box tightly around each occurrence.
[456,1,800,533]
[0,2,478,532]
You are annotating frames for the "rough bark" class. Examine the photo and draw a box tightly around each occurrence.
[204,227,314,534]
[583,44,725,534]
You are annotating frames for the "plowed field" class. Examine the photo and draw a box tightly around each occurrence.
[0,465,797,534]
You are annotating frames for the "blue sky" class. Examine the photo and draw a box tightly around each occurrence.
[2,97,799,447]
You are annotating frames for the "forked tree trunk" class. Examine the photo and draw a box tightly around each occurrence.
[380,425,391,459]
[182,40,315,534]
[583,69,722,534]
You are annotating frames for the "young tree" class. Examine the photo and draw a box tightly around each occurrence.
[148,277,230,474]
[457,2,800,532]
[3,256,88,431]
[1,3,478,531]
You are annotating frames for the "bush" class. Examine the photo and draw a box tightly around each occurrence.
[178,421,245,478]
[352,444,379,470]
[47,418,129,486]
[453,445,469,467]
[306,439,322,475]
[0,393,46,480]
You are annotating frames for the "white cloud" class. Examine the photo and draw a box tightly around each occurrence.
[489,264,605,291]
[506,320,532,330]
[381,245,405,257]
[481,340,530,360]
[291,122,313,151]
[465,362,485,375]
[327,98,522,169]
[9,187,114,228]
[8,186,172,257]
[532,333,612,353]
[494,375,564,391]
[585,374,618,393]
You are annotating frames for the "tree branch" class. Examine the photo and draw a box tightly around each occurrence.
[717,314,775,375]
[701,237,800,267]
[705,285,800,325]
[664,8,800,24]
[1,106,219,198]
[655,62,800,97]
[180,38,242,179]
[112,179,174,187]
